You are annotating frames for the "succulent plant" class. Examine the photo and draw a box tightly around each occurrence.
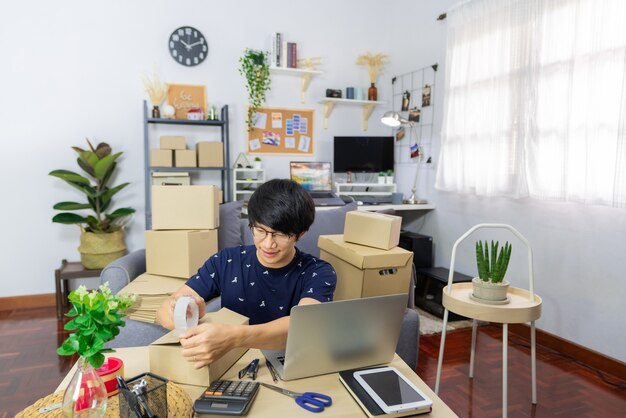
[476,240,512,283]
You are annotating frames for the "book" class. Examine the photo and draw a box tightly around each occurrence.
[338,368,432,417]
[288,42,297,68]
[275,32,281,67]
[281,40,288,67]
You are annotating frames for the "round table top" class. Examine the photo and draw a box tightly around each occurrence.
[442,283,542,324]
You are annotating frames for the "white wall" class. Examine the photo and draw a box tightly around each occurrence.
[2,0,624,362]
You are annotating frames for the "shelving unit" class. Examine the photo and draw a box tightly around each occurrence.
[335,182,397,197]
[233,168,265,202]
[142,100,230,229]
[270,67,323,103]
[319,98,385,130]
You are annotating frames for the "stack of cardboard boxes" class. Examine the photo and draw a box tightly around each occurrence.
[124,185,220,323]
[150,135,224,168]
[318,211,414,301]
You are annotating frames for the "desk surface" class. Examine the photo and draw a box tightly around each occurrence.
[56,347,457,417]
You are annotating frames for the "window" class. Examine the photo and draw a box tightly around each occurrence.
[435,0,626,208]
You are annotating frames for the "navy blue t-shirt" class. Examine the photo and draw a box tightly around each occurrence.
[186,245,336,325]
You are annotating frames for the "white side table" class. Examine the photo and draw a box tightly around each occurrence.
[434,223,542,418]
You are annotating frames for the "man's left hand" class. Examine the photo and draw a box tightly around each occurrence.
[179,323,238,369]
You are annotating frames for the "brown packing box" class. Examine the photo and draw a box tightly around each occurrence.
[151,185,220,230]
[196,141,224,167]
[175,149,197,167]
[318,234,413,301]
[150,149,173,167]
[160,135,186,150]
[149,308,249,386]
[344,211,402,250]
[145,230,217,278]
[151,172,191,186]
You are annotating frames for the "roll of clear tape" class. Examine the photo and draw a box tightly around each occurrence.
[173,296,199,337]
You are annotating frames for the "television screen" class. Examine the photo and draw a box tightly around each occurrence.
[333,136,394,173]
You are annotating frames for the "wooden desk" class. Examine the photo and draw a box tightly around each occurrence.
[56,348,458,417]
[55,260,102,320]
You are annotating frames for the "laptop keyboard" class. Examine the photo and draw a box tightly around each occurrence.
[309,192,334,198]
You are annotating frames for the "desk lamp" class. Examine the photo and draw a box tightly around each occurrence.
[381,111,427,204]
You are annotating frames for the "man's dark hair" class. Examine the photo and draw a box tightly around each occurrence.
[248,179,315,236]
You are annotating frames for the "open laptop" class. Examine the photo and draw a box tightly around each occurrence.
[289,161,345,206]
[262,294,407,381]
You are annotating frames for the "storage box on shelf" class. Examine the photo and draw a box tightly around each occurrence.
[233,168,265,202]
[143,100,230,230]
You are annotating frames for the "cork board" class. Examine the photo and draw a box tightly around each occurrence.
[246,107,314,155]
[167,83,207,119]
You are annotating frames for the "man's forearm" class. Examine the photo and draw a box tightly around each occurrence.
[234,316,290,350]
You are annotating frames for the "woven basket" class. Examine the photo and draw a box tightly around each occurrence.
[79,229,126,269]
[16,381,193,418]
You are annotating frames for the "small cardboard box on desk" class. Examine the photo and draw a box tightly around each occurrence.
[149,308,249,386]
[318,235,413,300]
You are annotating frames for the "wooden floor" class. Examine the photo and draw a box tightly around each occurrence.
[1,307,625,417]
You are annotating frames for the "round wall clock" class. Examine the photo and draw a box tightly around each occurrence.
[168,26,208,67]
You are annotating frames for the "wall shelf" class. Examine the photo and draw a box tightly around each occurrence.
[270,67,323,103]
[319,98,385,131]
[233,168,265,202]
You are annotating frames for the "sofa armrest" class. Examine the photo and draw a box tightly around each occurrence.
[100,249,146,294]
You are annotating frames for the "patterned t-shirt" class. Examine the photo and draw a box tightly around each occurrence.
[185,245,337,325]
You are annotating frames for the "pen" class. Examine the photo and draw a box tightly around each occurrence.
[266,359,278,383]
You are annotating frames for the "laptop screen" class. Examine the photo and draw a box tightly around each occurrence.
[290,162,333,191]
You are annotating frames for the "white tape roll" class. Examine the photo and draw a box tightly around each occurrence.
[173,296,199,336]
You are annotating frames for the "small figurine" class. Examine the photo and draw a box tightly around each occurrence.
[187,108,204,121]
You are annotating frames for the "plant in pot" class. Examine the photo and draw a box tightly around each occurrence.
[253,156,262,169]
[50,139,135,269]
[378,171,386,184]
[57,282,136,416]
[473,240,512,303]
[386,169,394,184]
[239,48,271,131]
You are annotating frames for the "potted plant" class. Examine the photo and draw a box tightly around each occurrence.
[473,240,512,302]
[239,48,271,131]
[386,169,394,184]
[57,282,136,416]
[253,156,262,170]
[49,139,135,269]
[378,171,386,184]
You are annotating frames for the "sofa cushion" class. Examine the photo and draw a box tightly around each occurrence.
[297,202,358,257]
[218,200,244,250]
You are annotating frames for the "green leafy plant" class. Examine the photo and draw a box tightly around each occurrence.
[49,139,135,233]
[57,283,136,368]
[239,49,271,131]
[254,156,262,161]
[476,240,512,283]
[386,169,393,176]
[378,171,385,177]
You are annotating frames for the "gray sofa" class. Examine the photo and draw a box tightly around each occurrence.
[101,201,420,369]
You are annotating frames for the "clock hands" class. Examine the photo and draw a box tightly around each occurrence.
[188,41,204,48]
[180,40,192,50]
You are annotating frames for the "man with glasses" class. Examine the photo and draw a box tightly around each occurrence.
[156,179,337,367]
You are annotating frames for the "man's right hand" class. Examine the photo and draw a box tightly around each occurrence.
[156,285,205,330]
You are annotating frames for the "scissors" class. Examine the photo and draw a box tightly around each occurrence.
[260,382,332,413]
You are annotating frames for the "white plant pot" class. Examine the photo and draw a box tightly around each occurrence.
[386,176,394,184]
[378,177,386,184]
[253,161,262,170]
[471,277,510,302]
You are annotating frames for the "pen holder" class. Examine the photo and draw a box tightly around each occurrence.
[119,372,168,418]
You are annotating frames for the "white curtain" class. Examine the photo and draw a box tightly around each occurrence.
[435,0,626,208]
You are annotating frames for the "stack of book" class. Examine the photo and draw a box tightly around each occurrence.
[270,32,298,68]
[120,273,186,323]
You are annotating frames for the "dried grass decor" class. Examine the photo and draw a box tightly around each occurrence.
[356,52,389,83]
[141,71,168,106]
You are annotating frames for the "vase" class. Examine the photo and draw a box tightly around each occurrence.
[471,277,510,303]
[151,105,160,118]
[368,83,378,101]
[79,229,126,269]
[63,357,107,417]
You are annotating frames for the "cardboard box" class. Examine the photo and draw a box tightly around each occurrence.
[318,234,413,301]
[150,149,173,167]
[344,211,402,250]
[175,149,197,167]
[151,185,220,230]
[160,135,186,150]
[145,229,217,278]
[118,273,187,323]
[149,308,249,385]
[196,141,224,167]
[151,172,191,186]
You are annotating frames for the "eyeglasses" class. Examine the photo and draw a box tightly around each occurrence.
[250,226,293,244]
